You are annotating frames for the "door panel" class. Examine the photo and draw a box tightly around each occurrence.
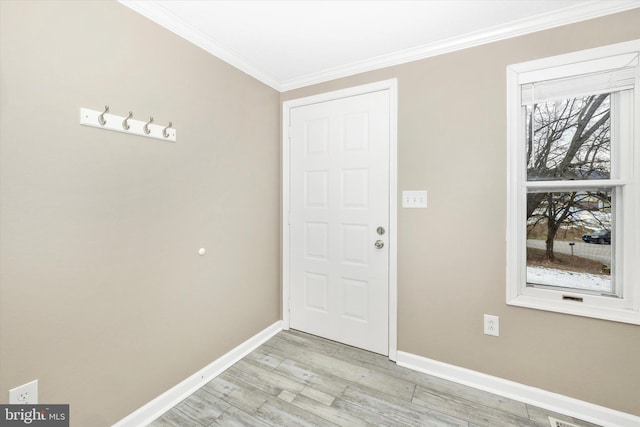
[289,90,390,355]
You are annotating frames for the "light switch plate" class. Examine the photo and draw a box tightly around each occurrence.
[402,191,427,208]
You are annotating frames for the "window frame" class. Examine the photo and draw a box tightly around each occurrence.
[506,40,640,325]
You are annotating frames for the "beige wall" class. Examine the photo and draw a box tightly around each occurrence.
[2,1,639,425]
[282,9,640,416]
[0,1,280,426]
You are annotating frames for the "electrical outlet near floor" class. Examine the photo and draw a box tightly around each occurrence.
[9,380,38,404]
[484,314,499,337]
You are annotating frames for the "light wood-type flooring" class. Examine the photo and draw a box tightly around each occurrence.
[149,329,601,427]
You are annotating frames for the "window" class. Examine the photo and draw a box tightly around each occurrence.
[506,40,640,324]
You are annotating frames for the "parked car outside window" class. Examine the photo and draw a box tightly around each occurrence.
[582,229,611,244]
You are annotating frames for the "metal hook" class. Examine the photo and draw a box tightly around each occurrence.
[143,116,153,135]
[162,121,173,138]
[98,105,109,126]
[122,111,133,131]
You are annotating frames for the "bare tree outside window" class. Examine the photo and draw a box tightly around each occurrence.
[507,41,640,323]
[525,94,613,293]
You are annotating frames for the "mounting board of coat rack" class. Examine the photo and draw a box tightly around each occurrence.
[80,106,176,142]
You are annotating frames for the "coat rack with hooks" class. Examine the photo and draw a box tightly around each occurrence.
[80,106,176,142]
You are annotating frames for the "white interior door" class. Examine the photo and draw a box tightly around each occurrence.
[289,89,390,355]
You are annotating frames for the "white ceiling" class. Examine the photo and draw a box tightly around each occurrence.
[119,0,640,91]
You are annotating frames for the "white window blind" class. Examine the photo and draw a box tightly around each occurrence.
[506,39,640,325]
[520,53,638,105]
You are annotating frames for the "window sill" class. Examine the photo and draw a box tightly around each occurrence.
[507,293,640,325]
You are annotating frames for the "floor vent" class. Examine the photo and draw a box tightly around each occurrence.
[548,416,581,427]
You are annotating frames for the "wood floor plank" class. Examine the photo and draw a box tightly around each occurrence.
[243,345,286,370]
[147,330,603,427]
[330,342,530,421]
[408,371,530,419]
[329,335,404,371]
[172,387,230,426]
[291,394,368,427]
[412,385,541,427]
[211,405,271,427]
[227,359,306,397]
[203,371,270,414]
[254,395,338,427]
[146,414,177,427]
[277,389,297,403]
[330,397,414,427]
[273,358,350,398]
[300,385,336,406]
[148,407,202,427]
[326,341,535,424]
[264,337,416,400]
[279,329,344,356]
[340,386,469,427]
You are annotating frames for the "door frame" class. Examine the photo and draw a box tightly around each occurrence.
[281,79,398,360]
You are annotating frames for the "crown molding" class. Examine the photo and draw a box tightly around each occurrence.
[280,0,640,91]
[119,0,640,93]
[118,0,283,91]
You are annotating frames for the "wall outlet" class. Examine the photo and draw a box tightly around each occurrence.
[484,314,499,337]
[9,380,38,404]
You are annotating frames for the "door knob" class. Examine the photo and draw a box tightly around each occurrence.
[374,240,384,249]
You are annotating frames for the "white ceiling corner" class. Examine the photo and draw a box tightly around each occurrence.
[119,1,640,92]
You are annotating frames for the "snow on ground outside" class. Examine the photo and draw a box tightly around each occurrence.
[527,266,611,292]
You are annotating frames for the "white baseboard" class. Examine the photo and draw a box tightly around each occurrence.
[113,324,638,427]
[396,351,640,427]
[113,321,283,427]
